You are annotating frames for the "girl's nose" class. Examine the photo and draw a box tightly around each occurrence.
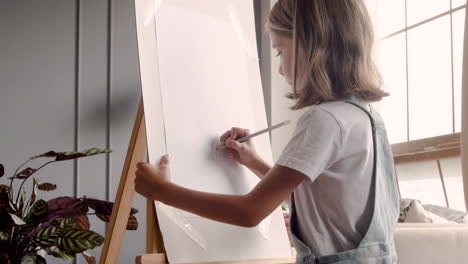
[279,65,284,76]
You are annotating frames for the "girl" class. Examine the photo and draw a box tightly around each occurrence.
[135,0,400,263]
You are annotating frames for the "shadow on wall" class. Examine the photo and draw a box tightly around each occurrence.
[82,89,141,127]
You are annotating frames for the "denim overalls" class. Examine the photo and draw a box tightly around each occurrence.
[289,96,400,264]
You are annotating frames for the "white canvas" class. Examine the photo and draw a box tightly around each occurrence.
[135,0,293,263]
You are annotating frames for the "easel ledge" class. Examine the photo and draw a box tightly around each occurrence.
[136,255,295,264]
[98,99,295,264]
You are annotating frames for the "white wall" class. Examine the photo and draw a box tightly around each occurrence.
[0,0,145,263]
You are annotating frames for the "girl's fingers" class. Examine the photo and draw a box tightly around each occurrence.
[220,130,231,143]
[159,154,170,167]
[136,162,147,169]
[223,148,233,157]
[230,127,251,139]
[226,138,242,151]
[230,128,238,141]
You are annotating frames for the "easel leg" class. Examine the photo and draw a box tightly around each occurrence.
[135,199,167,263]
[99,99,148,264]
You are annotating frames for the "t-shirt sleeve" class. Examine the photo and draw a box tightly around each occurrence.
[276,107,343,182]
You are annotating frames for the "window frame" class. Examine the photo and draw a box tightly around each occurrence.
[375,1,466,145]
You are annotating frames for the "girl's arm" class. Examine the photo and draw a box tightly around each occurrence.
[247,158,272,179]
[134,156,305,227]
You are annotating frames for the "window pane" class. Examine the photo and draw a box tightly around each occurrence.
[378,34,408,143]
[452,0,467,9]
[408,16,453,140]
[453,9,465,132]
[407,0,450,26]
[375,0,406,38]
[440,157,465,211]
[397,161,447,206]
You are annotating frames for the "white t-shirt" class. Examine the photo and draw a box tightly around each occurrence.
[276,101,374,256]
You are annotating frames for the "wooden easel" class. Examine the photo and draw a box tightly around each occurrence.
[98,99,295,264]
[98,99,166,264]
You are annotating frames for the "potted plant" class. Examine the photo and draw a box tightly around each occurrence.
[0,148,138,264]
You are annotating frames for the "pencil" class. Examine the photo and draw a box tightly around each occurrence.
[218,120,291,150]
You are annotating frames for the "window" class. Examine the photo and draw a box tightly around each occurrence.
[367,1,467,210]
[368,0,466,143]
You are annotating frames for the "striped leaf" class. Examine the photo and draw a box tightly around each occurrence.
[32,225,62,248]
[24,200,48,224]
[47,246,75,261]
[57,229,104,253]
[56,217,74,229]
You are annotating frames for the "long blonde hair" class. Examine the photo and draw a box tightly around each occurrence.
[267,0,387,110]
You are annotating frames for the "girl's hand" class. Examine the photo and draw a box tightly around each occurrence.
[218,127,262,169]
[134,155,170,201]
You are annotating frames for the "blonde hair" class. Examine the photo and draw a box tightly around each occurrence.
[267,0,388,110]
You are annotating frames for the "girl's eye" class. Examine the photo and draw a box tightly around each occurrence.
[275,50,282,57]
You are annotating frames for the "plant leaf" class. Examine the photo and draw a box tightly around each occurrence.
[95,213,109,222]
[35,255,46,264]
[0,185,14,231]
[82,251,96,264]
[21,253,46,264]
[47,246,75,260]
[35,148,111,161]
[32,225,62,248]
[24,200,48,224]
[18,193,25,217]
[38,183,57,191]
[0,185,11,214]
[84,196,138,215]
[96,213,138,230]
[48,197,88,218]
[74,215,90,230]
[55,217,74,229]
[12,167,37,179]
[9,213,26,225]
[55,148,112,161]
[126,215,138,230]
[0,212,13,232]
[0,231,9,240]
[29,178,38,208]
[35,151,60,158]
[0,163,4,177]
[57,229,104,253]
[21,253,36,264]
